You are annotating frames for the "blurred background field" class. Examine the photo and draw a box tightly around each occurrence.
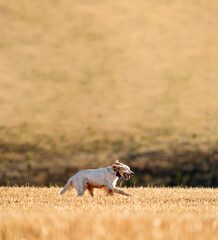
[0,0,218,187]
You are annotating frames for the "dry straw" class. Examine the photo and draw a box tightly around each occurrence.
[0,187,217,240]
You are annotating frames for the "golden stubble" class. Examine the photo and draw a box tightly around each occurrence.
[0,187,217,240]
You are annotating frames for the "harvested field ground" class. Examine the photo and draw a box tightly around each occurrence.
[0,0,218,187]
[0,187,217,240]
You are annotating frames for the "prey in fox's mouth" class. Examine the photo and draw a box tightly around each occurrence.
[123,173,131,180]
[113,161,135,181]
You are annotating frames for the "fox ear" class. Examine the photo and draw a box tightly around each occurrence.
[112,160,120,169]
[112,164,121,170]
[112,160,122,169]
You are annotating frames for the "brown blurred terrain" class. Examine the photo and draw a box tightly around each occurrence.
[0,0,218,187]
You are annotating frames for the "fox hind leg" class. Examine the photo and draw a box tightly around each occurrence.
[74,178,89,197]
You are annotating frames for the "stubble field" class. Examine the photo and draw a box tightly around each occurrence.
[0,187,217,240]
[0,0,218,187]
